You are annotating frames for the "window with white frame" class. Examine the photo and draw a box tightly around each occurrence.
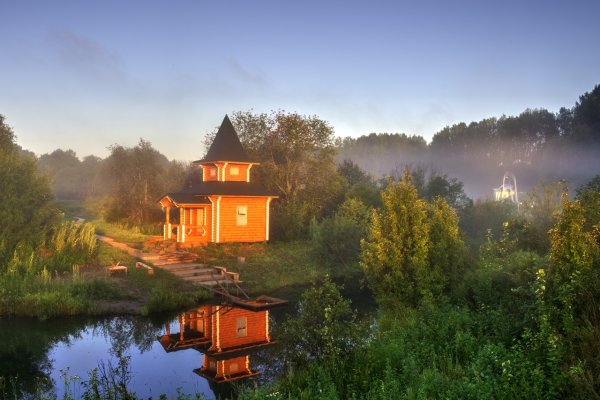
[236,205,247,226]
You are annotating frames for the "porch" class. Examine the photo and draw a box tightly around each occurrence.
[159,194,212,245]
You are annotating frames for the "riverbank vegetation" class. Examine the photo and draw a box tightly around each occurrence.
[238,174,600,399]
[0,119,210,319]
[1,84,599,398]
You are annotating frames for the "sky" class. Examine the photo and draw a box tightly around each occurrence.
[1,0,599,161]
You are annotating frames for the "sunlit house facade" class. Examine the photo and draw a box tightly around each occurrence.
[159,116,276,246]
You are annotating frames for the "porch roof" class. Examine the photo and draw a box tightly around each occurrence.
[162,193,211,207]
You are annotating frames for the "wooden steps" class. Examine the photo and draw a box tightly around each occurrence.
[149,259,239,288]
[97,234,240,289]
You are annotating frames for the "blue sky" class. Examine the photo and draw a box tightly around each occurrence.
[1,0,599,161]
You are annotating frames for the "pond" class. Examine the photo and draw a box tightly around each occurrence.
[0,303,291,399]
[0,282,374,399]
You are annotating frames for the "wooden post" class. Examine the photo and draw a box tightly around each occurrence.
[180,313,185,341]
[166,206,172,239]
[180,208,186,243]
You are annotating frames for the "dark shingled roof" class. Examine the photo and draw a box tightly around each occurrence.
[201,115,251,163]
[163,193,211,206]
[172,181,276,197]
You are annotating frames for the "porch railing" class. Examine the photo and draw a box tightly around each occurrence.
[163,224,207,242]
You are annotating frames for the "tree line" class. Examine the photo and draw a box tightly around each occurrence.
[339,84,600,197]
[3,83,599,247]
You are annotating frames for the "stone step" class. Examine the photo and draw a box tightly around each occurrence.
[191,279,236,287]
[157,263,207,271]
[139,253,163,261]
[151,259,185,266]
[170,269,216,278]
[159,254,197,262]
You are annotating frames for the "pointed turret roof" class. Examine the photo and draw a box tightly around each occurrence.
[201,115,251,163]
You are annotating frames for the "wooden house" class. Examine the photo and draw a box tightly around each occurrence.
[159,116,276,246]
[157,304,275,383]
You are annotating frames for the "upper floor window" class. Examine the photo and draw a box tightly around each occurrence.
[236,317,247,337]
[230,166,239,176]
[209,167,217,177]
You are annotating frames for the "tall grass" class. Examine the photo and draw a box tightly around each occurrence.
[46,222,97,272]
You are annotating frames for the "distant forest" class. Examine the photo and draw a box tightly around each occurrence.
[338,84,600,197]
[32,83,600,204]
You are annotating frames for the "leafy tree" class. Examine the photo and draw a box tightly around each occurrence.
[0,115,57,265]
[337,159,381,208]
[428,197,466,298]
[361,172,467,307]
[310,197,371,267]
[388,165,471,210]
[228,111,344,239]
[536,197,600,396]
[360,172,430,307]
[571,84,600,144]
[575,175,600,231]
[38,149,85,199]
[100,139,186,225]
[0,114,16,151]
[459,200,517,251]
[518,180,568,253]
[547,197,599,338]
[337,132,428,178]
[280,275,362,368]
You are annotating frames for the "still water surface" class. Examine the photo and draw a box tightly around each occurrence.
[1,283,373,399]
[2,304,289,399]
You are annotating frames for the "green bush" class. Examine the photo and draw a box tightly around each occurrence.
[310,198,370,267]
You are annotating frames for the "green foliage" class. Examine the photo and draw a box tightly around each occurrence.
[575,175,600,231]
[518,180,567,253]
[337,132,428,178]
[310,198,371,267]
[459,200,517,252]
[398,165,472,210]
[546,198,599,342]
[361,173,430,307]
[361,172,465,307]
[428,197,466,298]
[141,282,209,315]
[44,222,98,272]
[280,275,363,368]
[0,118,57,266]
[230,111,344,240]
[337,159,381,208]
[572,84,600,144]
[100,139,187,225]
[37,149,102,200]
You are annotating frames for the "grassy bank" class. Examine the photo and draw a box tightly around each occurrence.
[2,199,349,319]
[0,220,210,320]
[187,240,361,294]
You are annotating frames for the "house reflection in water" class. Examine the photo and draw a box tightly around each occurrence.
[158,303,276,383]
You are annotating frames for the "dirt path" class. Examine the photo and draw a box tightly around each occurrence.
[95,234,144,258]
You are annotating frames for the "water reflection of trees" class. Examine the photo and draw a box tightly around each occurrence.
[91,316,163,357]
[0,317,90,399]
[0,315,164,399]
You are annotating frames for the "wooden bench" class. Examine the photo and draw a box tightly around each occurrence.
[135,262,154,276]
[107,265,128,276]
